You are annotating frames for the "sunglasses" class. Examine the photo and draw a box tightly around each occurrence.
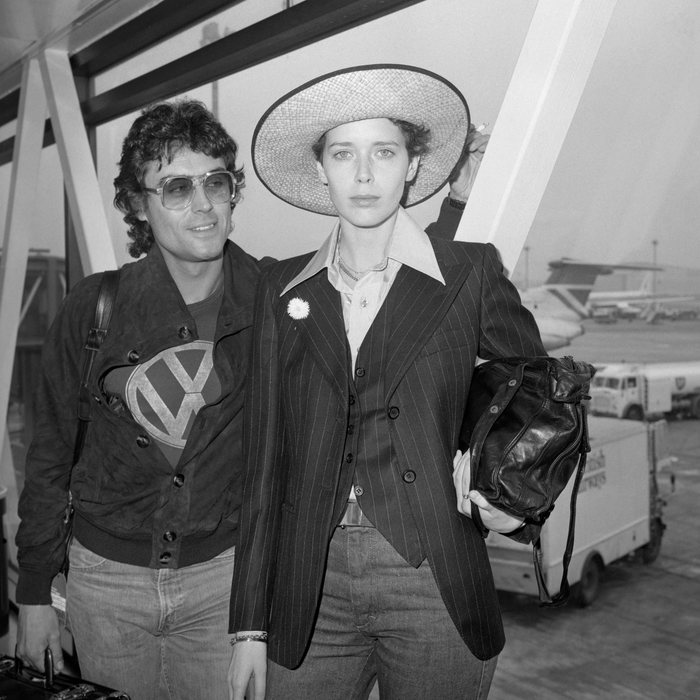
[142,171,237,210]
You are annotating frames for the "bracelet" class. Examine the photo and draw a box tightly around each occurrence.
[229,632,268,646]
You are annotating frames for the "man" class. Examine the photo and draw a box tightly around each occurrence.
[229,65,545,700]
[16,100,257,698]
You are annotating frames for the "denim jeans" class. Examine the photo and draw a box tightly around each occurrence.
[66,538,234,700]
[267,525,497,700]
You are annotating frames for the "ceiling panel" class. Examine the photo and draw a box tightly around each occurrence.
[0,0,166,98]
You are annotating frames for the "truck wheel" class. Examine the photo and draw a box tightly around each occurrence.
[641,518,664,564]
[572,553,603,607]
[625,405,644,421]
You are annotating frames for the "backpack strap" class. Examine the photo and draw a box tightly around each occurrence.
[61,270,120,576]
[73,269,120,463]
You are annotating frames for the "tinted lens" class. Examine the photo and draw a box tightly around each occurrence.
[204,172,234,203]
[162,177,194,209]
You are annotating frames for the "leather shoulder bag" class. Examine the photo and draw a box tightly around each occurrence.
[460,355,595,606]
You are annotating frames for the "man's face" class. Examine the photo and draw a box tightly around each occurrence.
[315,118,419,229]
[138,148,233,267]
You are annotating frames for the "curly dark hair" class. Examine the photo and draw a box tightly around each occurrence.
[311,118,431,162]
[114,100,244,258]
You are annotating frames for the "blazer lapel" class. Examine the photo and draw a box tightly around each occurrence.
[287,274,349,400]
[384,253,472,397]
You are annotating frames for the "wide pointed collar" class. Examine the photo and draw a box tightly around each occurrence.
[280,207,445,297]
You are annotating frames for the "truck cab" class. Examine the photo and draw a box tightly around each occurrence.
[590,369,644,420]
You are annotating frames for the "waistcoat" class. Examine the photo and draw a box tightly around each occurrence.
[345,298,425,566]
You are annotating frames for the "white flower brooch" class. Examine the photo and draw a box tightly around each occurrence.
[287,297,310,320]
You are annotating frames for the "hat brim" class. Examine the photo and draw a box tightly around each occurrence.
[252,64,470,216]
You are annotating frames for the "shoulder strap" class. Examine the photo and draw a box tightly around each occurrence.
[533,401,590,607]
[72,269,121,464]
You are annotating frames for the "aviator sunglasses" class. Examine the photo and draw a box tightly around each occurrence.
[142,170,237,210]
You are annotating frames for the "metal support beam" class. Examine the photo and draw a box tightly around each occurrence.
[71,0,244,77]
[83,0,425,126]
[455,0,618,276]
[39,48,117,274]
[0,0,242,130]
[0,58,47,553]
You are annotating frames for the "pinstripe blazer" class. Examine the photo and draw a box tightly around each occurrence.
[229,236,545,667]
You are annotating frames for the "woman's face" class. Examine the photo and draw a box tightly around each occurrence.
[315,118,419,230]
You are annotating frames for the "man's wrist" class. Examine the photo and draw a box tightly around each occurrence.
[448,195,467,210]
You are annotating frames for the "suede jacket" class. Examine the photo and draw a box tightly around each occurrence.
[16,240,262,605]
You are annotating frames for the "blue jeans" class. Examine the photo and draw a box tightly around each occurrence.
[267,525,497,700]
[66,538,234,700]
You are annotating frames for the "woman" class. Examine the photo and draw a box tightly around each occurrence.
[229,65,545,700]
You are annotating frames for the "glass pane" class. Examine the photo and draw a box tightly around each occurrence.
[3,145,65,493]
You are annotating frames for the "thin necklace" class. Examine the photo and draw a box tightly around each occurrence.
[337,255,390,282]
[337,235,390,282]
[338,257,361,282]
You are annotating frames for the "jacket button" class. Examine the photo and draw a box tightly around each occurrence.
[136,434,150,448]
[163,531,177,542]
[127,349,140,363]
[173,474,185,487]
[489,405,499,414]
[388,406,400,419]
[345,453,354,463]
[354,485,364,496]
[402,470,416,483]
[159,552,172,563]
[355,367,365,377]
[178,326,192,339]
[349,394,356,405]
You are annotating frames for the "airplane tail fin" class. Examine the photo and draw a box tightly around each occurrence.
[540,258,664,320]
[541,259,614,318]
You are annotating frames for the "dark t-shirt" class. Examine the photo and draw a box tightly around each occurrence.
[103,284,223,467]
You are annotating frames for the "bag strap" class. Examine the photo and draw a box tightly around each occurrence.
[533,401,591,607]
[72,269,120,464]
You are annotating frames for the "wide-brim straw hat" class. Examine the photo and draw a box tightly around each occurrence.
[252,64,470,215]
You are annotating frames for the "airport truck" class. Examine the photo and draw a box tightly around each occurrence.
[588,361,700,421]
[484,417,668,606]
